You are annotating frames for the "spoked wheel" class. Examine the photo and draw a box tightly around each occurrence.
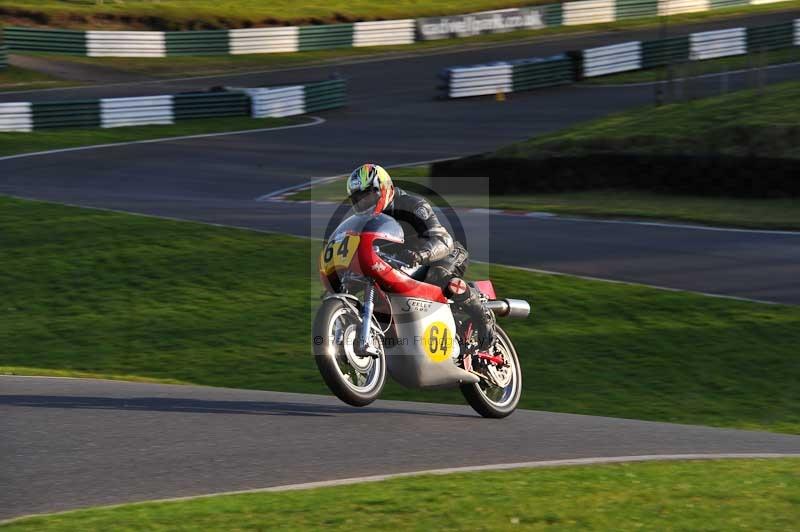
[460,326,522,418]
[313,298,386,407]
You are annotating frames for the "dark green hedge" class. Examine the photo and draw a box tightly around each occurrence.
[431,155,800,198]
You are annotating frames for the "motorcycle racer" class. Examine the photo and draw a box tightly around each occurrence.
[346,163,496,351]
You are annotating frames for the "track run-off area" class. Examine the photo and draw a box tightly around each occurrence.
[2,10,800,521]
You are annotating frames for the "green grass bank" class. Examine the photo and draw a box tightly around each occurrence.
[3,459,798,531]
[1,196,799,433]
[496,81,800,159]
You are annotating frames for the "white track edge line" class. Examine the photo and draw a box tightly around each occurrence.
[0,116,325,162]
[2,453,799,525]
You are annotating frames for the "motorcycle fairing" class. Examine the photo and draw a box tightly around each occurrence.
[384,294,479,389]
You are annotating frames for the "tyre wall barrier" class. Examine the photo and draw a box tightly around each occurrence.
[2,0,792,56]
[243,79,347,117]
[0,79,346,132]
[440,19,799,97]
[3,19,415,56]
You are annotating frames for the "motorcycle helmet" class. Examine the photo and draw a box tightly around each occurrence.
[346,163,395,215]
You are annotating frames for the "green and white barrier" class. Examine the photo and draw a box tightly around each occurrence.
[690,27,747,59]
[658,0,710,17]
[87,31,165,57]
[440,56,574,97]
[229,27,298,54]
[563,0,617,26]
[441,18,800,97]
[100,95,173,127]
[0,45,7,69]
[0,102,31,132]
[795,18,800,45]
[2,0,793,57]
[353,20,416,47]
[583,41,642,76]
[0,79,346,132]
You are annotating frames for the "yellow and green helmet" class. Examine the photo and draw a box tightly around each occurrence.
[346,163,395,215]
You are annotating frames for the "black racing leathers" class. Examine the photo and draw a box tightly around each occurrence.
[385,188,453,265]
[386,188,496,350]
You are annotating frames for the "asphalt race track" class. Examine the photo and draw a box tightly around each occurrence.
[2,376,799,520]
[2,13,800,521]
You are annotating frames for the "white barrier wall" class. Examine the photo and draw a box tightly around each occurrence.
[690,28,746,60]
[583,41,642,76]
[0,102,32,132]
[100,95,174,128]
[229,27,299,54]
[563,0,616,26]
[87,31,166,57]
[446,63,513,98]
[658,0,710,16]
[353,20,415,47]
[245,86,306,117]
[795,18,800,45]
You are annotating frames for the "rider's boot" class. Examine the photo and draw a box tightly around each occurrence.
[446,278,496,351]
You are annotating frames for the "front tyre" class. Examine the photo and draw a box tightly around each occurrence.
[313,297,386,407]
[461,326,522,418]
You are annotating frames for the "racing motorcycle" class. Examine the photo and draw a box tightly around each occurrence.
[313,212,530,418]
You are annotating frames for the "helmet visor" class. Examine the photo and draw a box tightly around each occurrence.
[350,188,380,214]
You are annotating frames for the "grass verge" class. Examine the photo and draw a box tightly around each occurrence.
[586,47,800,85]
[0,116,303,157]
[0,65,81,92]
[3,459,799,530]
[2,0,546,30]
[1,196,799,433]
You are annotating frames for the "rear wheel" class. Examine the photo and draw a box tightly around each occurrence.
[460,326,521,418]
[313,298,386,407]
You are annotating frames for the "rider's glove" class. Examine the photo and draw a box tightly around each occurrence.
[398,248,427,267]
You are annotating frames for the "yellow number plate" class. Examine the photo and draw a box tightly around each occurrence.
[320,235,361,275]
[423,321,454,363]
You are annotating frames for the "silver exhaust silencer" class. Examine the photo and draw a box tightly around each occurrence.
[486,298,531,318]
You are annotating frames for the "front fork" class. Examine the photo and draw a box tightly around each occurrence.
[356,280,379,358]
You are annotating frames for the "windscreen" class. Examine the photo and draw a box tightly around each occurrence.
[330,213,404,244]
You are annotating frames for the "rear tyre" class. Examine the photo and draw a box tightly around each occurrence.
[313,297,386,407]
[460,326,521,418]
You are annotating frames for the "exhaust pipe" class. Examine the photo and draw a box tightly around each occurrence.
[486,298,531,318]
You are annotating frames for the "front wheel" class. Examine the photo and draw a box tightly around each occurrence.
[313,297,386,407]
[460,326,522,418]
